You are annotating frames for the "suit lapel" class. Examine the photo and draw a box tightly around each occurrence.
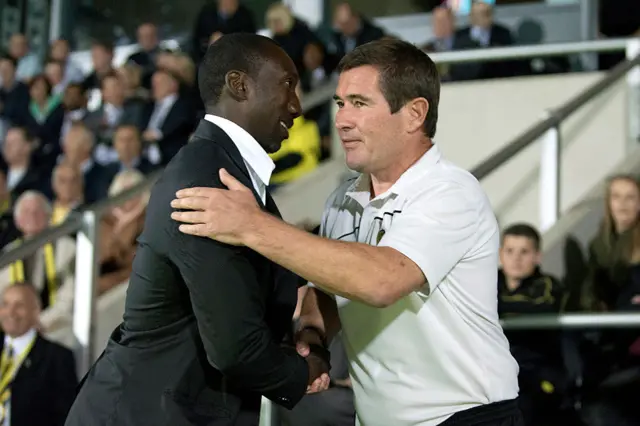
[192,119,264,206]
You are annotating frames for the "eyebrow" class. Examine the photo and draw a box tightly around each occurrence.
[333,94,374,104]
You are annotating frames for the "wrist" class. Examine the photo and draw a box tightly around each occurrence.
[242,209,274,248]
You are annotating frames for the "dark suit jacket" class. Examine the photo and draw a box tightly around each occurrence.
[329,19,385,61]
[143,96,195,165]
[0,211,20,250]
[0,82,30,127]
[65,120,308,426]
[450,24,521,81]
[8,164,47,202]
[85,99,147,144]
[83,162,112,204]
[191,4,257,63]
[1,333,78,426]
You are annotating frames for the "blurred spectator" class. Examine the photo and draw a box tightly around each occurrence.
[582,175,640,312]
[0,191,76,348]
[50,162,83,225]
[126,23,161,89]
[62,122,111,203]
[44,59,67,96]
[49,39,85,86]
[23,75,64,155]
[142,68,194,165]
[116,64,150,102]
[8,34,42,82]
[58,83,88,153]
[301,42,336,93]
[0,54,30,137]
[106,125,156,176]
[423,6,456,80]
[0,283,78,425]
[0,169,19,250]
[450,1,517,81]
[86,72,146,165]
[423,5,456,53]
[329,2,385,60]
[598,0,640,70]
[82,40,115,92]
[191,0,257,63]
[266,3,322,77]
[269,84,320,186]
[98,169,148,294]
[498,223,567,424]
[2,127,44,202]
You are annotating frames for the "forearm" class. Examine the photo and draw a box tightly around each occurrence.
[244,213,399,306]
[298,287,341,344]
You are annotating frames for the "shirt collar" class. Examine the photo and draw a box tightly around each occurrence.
[204,114,275,186]
[345,144,442,204]
[4,327,36,354]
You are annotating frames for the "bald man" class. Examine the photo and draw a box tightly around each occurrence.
[0,283,77,426]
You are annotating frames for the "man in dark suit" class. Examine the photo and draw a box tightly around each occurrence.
[65,33,330,426]
[141,68,195,166]
[0,283,78,426]
[449,0,522,81]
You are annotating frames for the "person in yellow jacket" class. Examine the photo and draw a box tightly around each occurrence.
[269,85,321,186]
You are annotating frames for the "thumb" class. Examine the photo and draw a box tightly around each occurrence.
[219,168,248,191]
[296,342,310,357]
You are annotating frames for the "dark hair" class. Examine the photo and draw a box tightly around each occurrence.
[45,57,64,68]
[0,53,17,69]
[198,33,280,109]
[91,39,114,53]
[29,74,52,97]
[8,126,37,145]
[337,38,440,138]
[502,223,541,251]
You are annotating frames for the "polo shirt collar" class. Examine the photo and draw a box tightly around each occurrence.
[345,143,442,205]
[204,114,275,187]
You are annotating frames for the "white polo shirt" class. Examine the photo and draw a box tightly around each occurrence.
[318,144,519,426]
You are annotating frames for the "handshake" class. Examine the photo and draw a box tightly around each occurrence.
[294,327,332,394]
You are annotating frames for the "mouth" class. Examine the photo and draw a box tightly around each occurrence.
[280,120,292,139]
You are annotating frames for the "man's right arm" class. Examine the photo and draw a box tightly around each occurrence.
[169,226,311,408]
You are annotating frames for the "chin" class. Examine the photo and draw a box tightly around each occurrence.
[263,140,282,154]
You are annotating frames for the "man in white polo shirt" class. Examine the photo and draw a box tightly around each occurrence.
[171,38,521,425]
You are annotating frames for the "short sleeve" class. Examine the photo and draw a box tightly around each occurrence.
[378,183,479,293]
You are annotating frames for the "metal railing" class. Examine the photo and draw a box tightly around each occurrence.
[0,36,638,410]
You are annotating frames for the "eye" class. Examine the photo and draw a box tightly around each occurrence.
[335,100,344,108]
[354,101,365,108]
[284,79,293,89]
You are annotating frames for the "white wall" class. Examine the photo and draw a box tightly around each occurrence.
[275,72,630,232]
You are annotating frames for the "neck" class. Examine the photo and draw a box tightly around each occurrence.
[206,105,249,132]
[616,221,636,234]
[10,158,29,170]
[55,199,75,208]
[6,328,34,339]
[2,76,14,89]
[370,139,432,197]
[36,98,48,108]
[506,277,521,291]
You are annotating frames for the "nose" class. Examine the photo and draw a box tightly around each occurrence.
[334,105,355,133]
[288,93,301,119]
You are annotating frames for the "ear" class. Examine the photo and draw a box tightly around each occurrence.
[405,98,429,134]
[224,70,250,101]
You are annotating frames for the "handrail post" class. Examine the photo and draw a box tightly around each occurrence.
[626,38,640,148]
[539,111,561,233]
[259,396,278,426]
[72,210,100,377]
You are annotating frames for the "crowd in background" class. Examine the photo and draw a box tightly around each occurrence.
[0,0,638,425]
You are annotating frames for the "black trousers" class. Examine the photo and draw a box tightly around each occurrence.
[440,399,524,426]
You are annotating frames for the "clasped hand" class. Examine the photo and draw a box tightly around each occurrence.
[295,329,331,394]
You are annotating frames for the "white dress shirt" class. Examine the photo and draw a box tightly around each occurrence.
[203,114,275,204]
[2,328,37,426]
